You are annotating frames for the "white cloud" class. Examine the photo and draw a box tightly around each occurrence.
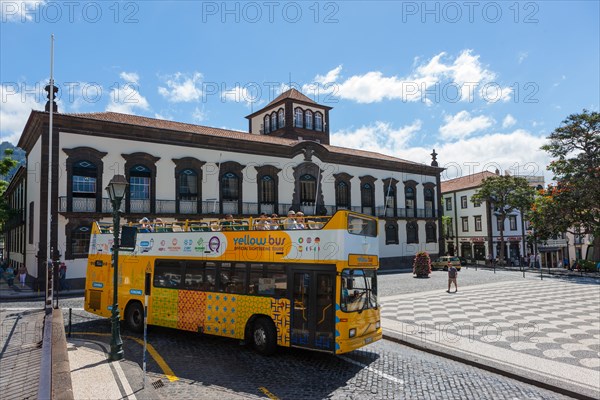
[158,72,203,102]
[106,84,149,114]
[192,107,206,122]
[502,114,517,128]
[518,52,528,64]
[439,111,494,140]
[0,82,44,144]
[1,1,45,22]
[331,120,551,183]
[119,72,139,85]
[314,65,342,85]
[331,120,422,155]
[397,130,551,182]
[305,50,512,105]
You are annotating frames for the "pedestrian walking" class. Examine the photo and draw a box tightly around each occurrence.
[447,262,458,293]
[58,262,69,291]
[4,265,15,287]
[18,265,27,288]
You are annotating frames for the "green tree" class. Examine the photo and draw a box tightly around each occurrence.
[471,175,535,264]
[531,110,600,261]
[0,148,19,224]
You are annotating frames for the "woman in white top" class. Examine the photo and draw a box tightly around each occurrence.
[283,210,298,230]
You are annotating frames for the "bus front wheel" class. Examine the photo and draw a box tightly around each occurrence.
[251,317,277,355]
[125,301,144,333]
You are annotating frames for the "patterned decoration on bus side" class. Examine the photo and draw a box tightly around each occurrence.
[177,290,206,332]
[151,288,179,329]
[270,298,290,347]
[203,294,290,346]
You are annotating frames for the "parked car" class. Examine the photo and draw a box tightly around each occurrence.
[431,256,461,271]
[459,257,468,266]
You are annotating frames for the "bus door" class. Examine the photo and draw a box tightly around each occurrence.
[291,269,335,351]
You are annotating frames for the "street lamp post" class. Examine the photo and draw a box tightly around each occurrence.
[106,174,128,361]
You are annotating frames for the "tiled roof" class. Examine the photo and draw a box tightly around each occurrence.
[265,88,318,108]
[65,111,424,166]
[441,171,498,193]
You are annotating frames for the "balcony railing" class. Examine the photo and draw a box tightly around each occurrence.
[58,196,442,219]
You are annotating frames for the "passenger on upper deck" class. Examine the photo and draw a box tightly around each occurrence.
[269,214,280,230]
[221,214,236,231]
[139,217,152,232]
[295,212,307,230]
[283,210,298,230]
[255,213,270,230]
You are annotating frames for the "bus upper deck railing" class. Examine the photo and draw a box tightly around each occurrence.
[96,214,335,234]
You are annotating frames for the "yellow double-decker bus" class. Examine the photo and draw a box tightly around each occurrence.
[84,210,381,355]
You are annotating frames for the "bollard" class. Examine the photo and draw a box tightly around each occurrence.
[68,308,72,338]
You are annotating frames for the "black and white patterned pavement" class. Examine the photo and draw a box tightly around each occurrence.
[380,279,600,399]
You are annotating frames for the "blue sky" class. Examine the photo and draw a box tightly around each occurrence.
[1,1,599,181]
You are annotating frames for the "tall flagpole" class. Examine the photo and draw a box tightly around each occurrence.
[212,153,222,213]
[313,166,321,215]
[47,34,55,306]
[383,177,392,217]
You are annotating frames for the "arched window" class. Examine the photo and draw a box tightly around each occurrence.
[385,222,399,245]
[300,174,316,205]
[72,160,97,198]
[424,188,435,218]
[384,182,396,217]
[407,222,418,244]
[361,183,374,215]
[278,109,285,128]
[335,181,350,209]
[294,108,303,128]
[260,175,275,204]
[426,222,437,243]
[71,225,91,257]
[305,110,313,130]
[315,112,323,131]
[271,112,278,131]
[405,186,415,218]
[130,164,151,213]
[221,172,239,201]
[178,169,198,201]
[72,160,97,212]
[264,115,270,133]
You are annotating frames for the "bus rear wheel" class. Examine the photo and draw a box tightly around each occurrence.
[251,317,277,355]
[125,301,144,333]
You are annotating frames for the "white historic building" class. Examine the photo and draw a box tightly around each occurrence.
[4,88,443,288]
[441,171,528,264]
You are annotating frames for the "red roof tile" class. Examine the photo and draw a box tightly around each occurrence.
[441,171,498,193]
[265,88,318,108]
[65,111,425,166]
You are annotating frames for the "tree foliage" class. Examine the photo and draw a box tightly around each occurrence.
[0,148,19,224]
[471,175,535,263]
[530,110,600,260]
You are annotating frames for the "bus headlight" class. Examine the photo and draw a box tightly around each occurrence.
[375,321,381,329]
[349,328,356,338]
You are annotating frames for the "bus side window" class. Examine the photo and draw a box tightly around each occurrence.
[154,260,182,289]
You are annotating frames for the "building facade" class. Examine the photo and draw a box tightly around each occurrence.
[5,88,444,287]
[441,171,528,264]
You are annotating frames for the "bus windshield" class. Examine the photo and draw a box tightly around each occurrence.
[340,269,378,312]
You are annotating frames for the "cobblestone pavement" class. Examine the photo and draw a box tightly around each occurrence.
[380,277,600,399]
[0,309,43,400]
[2,269,594,399]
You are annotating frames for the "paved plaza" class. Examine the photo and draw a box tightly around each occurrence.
[381,276,600,399]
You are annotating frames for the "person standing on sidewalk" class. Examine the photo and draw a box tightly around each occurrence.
[58,262,68,291]
[18,265,27,288]
[4,264,15,287]
[447,262,458,293]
